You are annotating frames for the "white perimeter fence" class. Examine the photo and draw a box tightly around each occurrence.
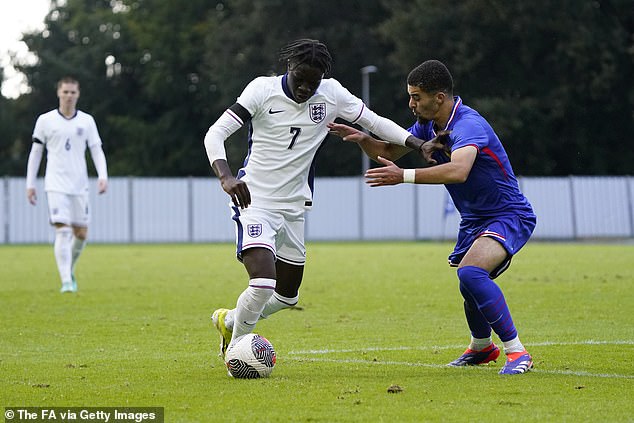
[2,176,633,244]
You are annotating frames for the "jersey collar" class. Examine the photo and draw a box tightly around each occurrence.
[432,96,461,136]
[57,109,78,120]
[281,73,295,101]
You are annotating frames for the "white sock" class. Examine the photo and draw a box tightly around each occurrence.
[224,292,299,330]
[54,227,73,283]
[469,336,493,351]
[261,292,299,319]
[71,236,86,274]
[502,336,525,354]
[231,278,276,344]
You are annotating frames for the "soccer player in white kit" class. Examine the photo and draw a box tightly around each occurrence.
[26,77,108,293]
[205,39,436,364]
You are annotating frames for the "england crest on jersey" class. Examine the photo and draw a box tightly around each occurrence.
[309,103,326,123]
[247,224,262,238]
[76,127,84,136]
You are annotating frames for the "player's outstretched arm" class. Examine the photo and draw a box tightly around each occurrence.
[404,130,452,165]
[327,122,410,162]
[366,145,477,187]
[364,156,405,186]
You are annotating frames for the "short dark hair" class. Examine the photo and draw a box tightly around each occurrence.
[57,76,80,90]
[407,60,453,94]
[279,39,332,76]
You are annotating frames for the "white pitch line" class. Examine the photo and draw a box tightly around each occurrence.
[289,357,634,379]
[286,340,634,380]
[287,339,634,355]
[287,345,464,355]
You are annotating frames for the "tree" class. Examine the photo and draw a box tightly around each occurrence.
[379,0,634,175]
[2,0,632,177]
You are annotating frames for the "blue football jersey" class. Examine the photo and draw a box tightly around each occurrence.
[408,97,535,221]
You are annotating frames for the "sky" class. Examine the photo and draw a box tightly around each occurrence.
[0,0,51,98]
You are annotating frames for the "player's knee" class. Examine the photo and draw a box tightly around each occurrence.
[457,265,490,295]
[73,226,87,240]
[55,226,73,240]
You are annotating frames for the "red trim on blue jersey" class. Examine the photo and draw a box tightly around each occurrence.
[482,147,508,179]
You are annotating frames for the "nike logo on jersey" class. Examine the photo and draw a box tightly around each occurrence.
[268,108,284,114]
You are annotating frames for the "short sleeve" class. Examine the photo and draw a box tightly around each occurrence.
[450,118,488,152]
[236,77,268,117]
[32,115,47,144]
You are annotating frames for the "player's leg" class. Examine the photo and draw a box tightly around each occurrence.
[213,206,279,357]
[447,226,499,365]
[260,260,303,318]
[47,193,75,292]
[447,286,500,366]
[457,236,531,374]
[70,225,87,290]
[261,209,306,318]
[54,223,74,292]
[67,194,90,291]
[221,259,304,332]
[231,247,277,343]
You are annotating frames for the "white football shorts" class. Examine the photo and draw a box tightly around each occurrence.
[231,205,306,265]
[46,191,90,227]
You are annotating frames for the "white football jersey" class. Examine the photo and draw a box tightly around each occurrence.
[235,75,366,209]
[32,109,102,195]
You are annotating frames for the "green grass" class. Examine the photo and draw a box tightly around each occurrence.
[1,242,633,422]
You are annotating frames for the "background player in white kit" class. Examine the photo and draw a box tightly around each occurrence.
[205,39,438,363]
[26,77,108,293]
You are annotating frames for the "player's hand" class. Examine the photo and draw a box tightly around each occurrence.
[327,122,368,143]
[419,130,452,165]
[27,188,37,205]
[98,179,108,194]
[221,176,251,209]
[365,156,404,187]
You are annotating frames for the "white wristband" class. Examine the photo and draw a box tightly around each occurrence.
[403,169,416,183]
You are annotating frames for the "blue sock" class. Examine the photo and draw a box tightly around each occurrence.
[457,266,517,342]
[459,283,492,339]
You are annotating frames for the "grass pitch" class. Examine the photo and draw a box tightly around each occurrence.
[1,242,633,422]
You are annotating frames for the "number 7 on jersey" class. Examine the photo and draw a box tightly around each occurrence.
[288,127,301,149]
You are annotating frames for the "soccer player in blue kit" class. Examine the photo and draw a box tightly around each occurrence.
[204,39,439,368]
[328,60,536,375]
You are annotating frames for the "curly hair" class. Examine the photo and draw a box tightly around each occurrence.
[407,60,453,94]
[279,39,332,76]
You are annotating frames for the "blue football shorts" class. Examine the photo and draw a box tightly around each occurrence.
[448,214,536,279]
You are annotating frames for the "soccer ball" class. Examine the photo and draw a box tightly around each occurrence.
[225,333,276,379]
